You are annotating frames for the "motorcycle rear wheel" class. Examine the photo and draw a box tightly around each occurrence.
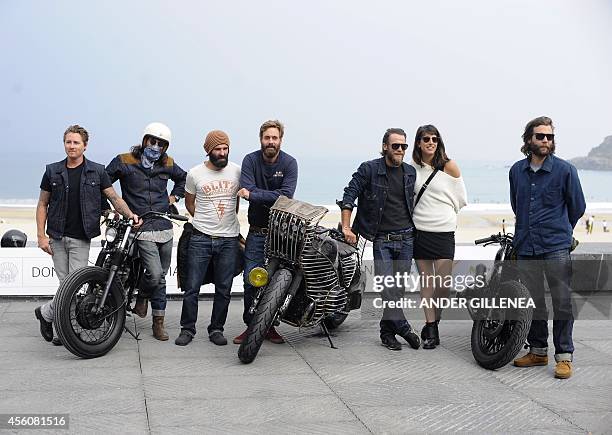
[238,268,292,364]
[470,280,533,370]
[55,266,126,359]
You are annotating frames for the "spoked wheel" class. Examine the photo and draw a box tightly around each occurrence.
[470,280,533,370]
[55,266,126,359]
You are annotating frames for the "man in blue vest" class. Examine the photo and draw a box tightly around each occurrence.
[35,125,138,345]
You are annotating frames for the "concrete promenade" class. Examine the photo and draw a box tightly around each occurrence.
[1,299,611,434]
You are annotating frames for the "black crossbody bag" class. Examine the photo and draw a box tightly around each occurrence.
[414,168,439,208]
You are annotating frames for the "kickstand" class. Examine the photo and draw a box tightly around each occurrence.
[123,323,141,341]
[320,322,338,349]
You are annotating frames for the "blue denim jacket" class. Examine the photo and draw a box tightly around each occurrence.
[509,155,586,255]
[106,153,186,231]
[43,157,109,240]
[338,158,415,241]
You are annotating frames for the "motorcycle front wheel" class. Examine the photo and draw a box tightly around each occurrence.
[238,268,292,364]
[470,280,533,370]
[55,266,126,359]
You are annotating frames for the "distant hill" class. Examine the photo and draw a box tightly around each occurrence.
[570,136,612,170]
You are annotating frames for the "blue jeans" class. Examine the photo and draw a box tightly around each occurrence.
[242,232,266,325]
[373,230,414,337]
[180,233,238,336]
[138,239,173,316]
[518,248,574,361]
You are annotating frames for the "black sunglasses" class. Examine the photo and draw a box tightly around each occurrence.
[534,133,555,141]
[421,136,438,144]
[148,137,167,147]
[390,143,408,151]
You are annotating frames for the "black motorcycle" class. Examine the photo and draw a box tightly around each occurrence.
[465,228,533,369]
[54,210,188,359]
[238,196,365,364]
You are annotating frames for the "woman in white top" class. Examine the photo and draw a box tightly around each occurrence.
[410,125,467,349]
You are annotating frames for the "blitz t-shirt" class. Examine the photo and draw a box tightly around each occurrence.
[185,162,241,237]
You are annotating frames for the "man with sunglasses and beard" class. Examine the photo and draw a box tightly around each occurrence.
[339,128,421,351]
[106,122,187,341]
[510,116,585,379]
[233,120,298,345]
[175,130,241,346]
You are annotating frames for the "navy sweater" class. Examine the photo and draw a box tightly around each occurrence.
[240,150,298,227]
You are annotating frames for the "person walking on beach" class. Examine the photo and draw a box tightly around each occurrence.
[410,125,467,349]
[233,120,298,345]
[510,116,585,379]
[35,125,138,345]
[587,215,595,234]
[603,219,608,233]
[175,130,241,347]
[106,122,186,341]
[339,128,421,351]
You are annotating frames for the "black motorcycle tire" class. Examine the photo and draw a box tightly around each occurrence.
[238,268,292,364]
[470,280,533,370]
[55,266,126,359]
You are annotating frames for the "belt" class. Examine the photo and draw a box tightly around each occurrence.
[192,227,237,239]
[376,229,414,242]
[249,225,268,235]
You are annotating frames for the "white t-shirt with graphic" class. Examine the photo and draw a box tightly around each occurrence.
[185,162,241,237]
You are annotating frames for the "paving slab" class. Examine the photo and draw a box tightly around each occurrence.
[1,299,610,434]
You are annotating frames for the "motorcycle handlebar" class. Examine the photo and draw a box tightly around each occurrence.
[474,236,495,245]
[168,213,188,222]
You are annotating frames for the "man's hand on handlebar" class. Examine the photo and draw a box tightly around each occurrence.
[132,214,142,229]
[342,226,357,245]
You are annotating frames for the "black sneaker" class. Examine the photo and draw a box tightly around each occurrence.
[209,331,228,346]
[381,334,402,351]
[175,331,193,346]
[35,307,53,342]
[398,324,421,349]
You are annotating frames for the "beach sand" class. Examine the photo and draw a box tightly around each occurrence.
[2,205,612,246]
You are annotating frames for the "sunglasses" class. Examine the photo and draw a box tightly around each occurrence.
[390,143,409,151]
[421,136,438,144]
[148,137,167,147]
[533,133,555,141]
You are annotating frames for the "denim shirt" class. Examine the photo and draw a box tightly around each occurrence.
[509,154,586,256]
[338,158,415,241]
[106,153,187,231]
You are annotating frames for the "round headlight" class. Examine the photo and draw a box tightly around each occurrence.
[248,267,269,288]
[105,227,118,243]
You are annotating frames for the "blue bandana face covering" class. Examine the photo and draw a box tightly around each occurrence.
[142,145,162,168]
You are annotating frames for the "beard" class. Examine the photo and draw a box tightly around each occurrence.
[529,142,554,157]
[209,153,228,168]
[262,144,280,159]
[384,150,404,167]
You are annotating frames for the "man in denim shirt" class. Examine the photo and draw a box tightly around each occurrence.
[510,116,586,379]
[339,128,421,351]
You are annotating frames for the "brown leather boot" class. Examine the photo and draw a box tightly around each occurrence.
[152,316,169,341]
[554,360,573,379]
[513,352,548,367]
[132,298,148,318]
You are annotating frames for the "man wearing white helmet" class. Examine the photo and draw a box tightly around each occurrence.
[106,122,187,341]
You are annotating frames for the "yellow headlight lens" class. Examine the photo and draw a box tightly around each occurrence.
[248,267,269,287]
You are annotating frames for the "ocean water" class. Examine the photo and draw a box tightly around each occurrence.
[2,160,612,206]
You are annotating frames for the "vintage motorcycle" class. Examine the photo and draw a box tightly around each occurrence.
[54,210,188,359]
[238,196,365,364]
[464,227,533,370]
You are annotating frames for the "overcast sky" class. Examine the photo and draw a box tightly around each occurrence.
[1,0,611,189]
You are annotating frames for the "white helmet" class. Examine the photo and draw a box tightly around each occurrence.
[143,122,171,144]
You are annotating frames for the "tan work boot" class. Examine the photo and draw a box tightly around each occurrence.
[513,352,548,367]
[132,298,148,318]
[554,360,573,379]
[152,316,169,341]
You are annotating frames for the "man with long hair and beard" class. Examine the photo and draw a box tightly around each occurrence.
[175,130,241,346]
[106,122,186,341]
[510,116,585,379]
